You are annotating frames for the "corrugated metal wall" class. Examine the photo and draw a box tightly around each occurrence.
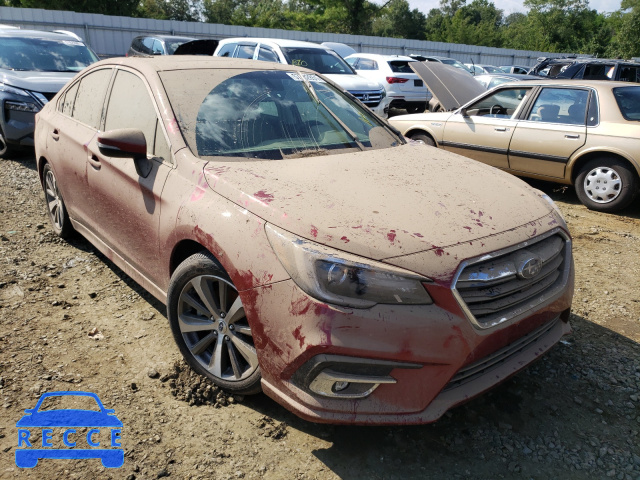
[0,6,571,66]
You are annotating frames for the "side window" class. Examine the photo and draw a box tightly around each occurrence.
[345,57,357,67]
[71,69,112,129]
[356,59,378,70]
[142,37,155,55]
[59,81,79,116]
[584,63,615,80]
[217,43,237,57]
[619,66,640,83]
[105,70,168,161]
[235,43,256,59]
[131,37,143,52]
[527,88,589,125]
[152,39,164,55]
[257,45,279,63]
[465,88,531,118]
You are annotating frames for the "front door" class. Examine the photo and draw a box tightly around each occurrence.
[442,86,533,170]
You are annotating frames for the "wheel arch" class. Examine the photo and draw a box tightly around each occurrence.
[169,239,226,279]
[404,128,438,147]
[569,150,640,184]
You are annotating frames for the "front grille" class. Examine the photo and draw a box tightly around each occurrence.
[454,231,570,328]
[349,90,383,107]
[443,317,558,391]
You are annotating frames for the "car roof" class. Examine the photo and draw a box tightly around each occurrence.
[544,57,639,65]
[84,56,315,76]
[347,53,416,62]
[136,34,196,42]
[0,28,86,42]
[218,37,328,50]
[483,78,640,89]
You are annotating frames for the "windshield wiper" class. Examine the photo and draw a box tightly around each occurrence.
[299,74,365,151]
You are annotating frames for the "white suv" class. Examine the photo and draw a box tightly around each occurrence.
[345,54,432,114]
[213,38,390,117]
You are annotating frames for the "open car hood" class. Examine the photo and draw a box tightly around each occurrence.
[410,62,485,111]
[174,39,219,56]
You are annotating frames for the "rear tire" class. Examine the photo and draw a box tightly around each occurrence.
[167,251,262,395]
[575,157,638,212]
[408,132,435,147]
[42,163,74,239]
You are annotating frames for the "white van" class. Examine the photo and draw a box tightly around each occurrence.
[214,38,390,117]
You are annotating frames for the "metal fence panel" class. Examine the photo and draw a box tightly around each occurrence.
[0,6,573,65]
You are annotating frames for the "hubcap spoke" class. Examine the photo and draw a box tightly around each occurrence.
[585,166,623,203]
[218,282,228,312]
[233,325,252,336]
[190,332,217,356]
[227,341,243,379]
[209,334,225,377]
[226,296,245,324]
[191,276,218,316]
[230,334,259,369]
[178,312,216,332]
[181,290,210,317]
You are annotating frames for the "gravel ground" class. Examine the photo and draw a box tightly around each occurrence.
[0,154,639,479]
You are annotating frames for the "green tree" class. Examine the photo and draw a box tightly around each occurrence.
[371,0,426,39]
[606,0,640,58]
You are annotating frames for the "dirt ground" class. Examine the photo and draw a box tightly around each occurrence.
[0,153,639,480]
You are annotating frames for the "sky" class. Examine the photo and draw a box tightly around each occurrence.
[406,0,623,15]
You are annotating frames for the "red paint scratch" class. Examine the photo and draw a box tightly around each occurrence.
[292,325,306,348]
[387,230,397,243]
[190,173,208,202]
[254,190,274,204]
[310,225,318,238]
[432,245,445,256]
[463,226,472,232]
[413,233,424,238]
[340,236,350,243]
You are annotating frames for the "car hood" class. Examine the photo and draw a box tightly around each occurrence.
[324,73,382,91]
[203,143,552,263]
[16,410,123,427]
[410,62,485,111]
[0,69,77,94]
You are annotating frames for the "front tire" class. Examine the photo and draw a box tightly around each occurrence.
[167,252,262,395]
[575,158,638,212]
[408,132,435,147]
[42,163,73,238]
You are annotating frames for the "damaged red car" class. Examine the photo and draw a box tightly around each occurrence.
[34,57,574,425]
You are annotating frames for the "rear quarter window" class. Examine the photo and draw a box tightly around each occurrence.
[388,61,413,73]
[613,86,640,121]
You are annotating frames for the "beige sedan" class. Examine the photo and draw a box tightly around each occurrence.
[390,78,640,212]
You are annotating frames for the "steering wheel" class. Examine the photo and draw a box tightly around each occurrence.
[490,104,506,115]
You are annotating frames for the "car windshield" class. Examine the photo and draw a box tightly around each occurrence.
[613,86,640,121]
[483,65,503,74]
[0,36,98,72]
[160,69,401,160]
[280,47,354,75]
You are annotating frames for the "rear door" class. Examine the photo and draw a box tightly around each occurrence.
[508,87,589,178]
[45,68,113,222]
[441,86,533,169]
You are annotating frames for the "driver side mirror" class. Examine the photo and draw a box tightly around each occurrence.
[97,129,152,178]
[459,107,469,117]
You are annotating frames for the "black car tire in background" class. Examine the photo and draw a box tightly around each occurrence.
[0,125,14,159]
[167,251,262,395]
[408,132,435,147]
[575,157,638,213]
[42,163,74,238]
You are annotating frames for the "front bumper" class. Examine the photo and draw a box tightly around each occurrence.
[240,223,574,424]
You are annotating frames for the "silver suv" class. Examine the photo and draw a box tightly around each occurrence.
[214,38,390,117]
[0,27,99,158]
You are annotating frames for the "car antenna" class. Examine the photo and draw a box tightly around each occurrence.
[470,58,476,76]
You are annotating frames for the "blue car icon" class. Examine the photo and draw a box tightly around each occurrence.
[15,391,123,468]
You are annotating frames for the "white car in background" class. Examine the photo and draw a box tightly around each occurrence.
[213,38,390,117]
[345,53,432,114]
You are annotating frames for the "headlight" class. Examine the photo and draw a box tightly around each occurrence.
[265,224,433,308]
[0,82,31,98]
[534,189,566,222]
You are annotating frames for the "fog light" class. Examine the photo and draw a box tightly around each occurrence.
[332,381,350,392]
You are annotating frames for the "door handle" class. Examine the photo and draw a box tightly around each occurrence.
[565,134,580,139]
[86,147,102,169]
[50,129,59,141]
[494,127,507,132]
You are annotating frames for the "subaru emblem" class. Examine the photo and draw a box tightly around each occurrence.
[517,255,542,279]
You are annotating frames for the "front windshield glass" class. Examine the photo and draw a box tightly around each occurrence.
[0,37,99,72]
[483,65,503,74]
[280,47,354,75]
[160,69,401,160]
